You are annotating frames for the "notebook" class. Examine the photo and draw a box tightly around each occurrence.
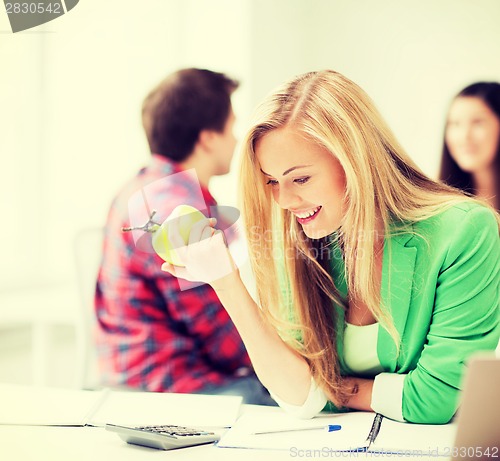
[0,384,242,428]
[217,409,456,454]
[218,354,500,456]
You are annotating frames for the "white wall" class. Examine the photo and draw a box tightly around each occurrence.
[1,0,499,288]
[249,0,500,175]
[0,0,253,287]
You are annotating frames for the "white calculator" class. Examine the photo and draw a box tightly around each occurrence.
[105,423,220,450]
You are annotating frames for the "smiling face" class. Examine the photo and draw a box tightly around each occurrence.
[255,127,347,239]
[445,96,500,174]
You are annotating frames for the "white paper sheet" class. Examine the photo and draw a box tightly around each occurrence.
[0,384,242,428]
[372,417,457,455]
[89,390,242,427]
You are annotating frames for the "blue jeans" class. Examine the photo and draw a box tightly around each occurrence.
[195,374,278,406]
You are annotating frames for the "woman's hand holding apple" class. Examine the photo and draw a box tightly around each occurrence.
[157,206,238,288]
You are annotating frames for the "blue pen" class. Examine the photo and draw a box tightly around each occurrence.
[253,424,342,435]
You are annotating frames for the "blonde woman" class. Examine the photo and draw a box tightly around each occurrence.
[162,70,500,424]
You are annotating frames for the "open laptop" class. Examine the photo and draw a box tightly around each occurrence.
[452,354,500,460]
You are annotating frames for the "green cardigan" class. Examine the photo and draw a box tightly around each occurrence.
[282,202,500,424]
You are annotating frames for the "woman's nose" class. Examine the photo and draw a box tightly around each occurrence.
[458,124,474,143]
[276,184,300,210]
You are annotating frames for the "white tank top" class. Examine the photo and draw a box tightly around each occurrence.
[343,322,384,375]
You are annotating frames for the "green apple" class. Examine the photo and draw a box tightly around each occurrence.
[152,205,206,266]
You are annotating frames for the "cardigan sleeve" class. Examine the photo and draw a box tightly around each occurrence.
[401,205,500,424]
[371,372,406,421]
[269,377,328,419]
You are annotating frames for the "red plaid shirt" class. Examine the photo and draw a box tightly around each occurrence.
[95,155,251,393]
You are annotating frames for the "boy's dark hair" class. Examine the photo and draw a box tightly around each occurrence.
[142,68,239,162]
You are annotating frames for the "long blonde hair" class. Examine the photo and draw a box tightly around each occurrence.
[239,70,499,406]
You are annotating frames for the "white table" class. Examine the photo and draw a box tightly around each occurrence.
[0,424,288,461]
[0,404,453,461]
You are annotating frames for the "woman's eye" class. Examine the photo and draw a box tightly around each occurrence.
[266,179,279,186]
[294,177,310,185]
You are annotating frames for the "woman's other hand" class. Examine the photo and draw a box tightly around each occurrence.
[161,217,238,289]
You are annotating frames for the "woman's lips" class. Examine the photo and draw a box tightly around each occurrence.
[295,206,322,225]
